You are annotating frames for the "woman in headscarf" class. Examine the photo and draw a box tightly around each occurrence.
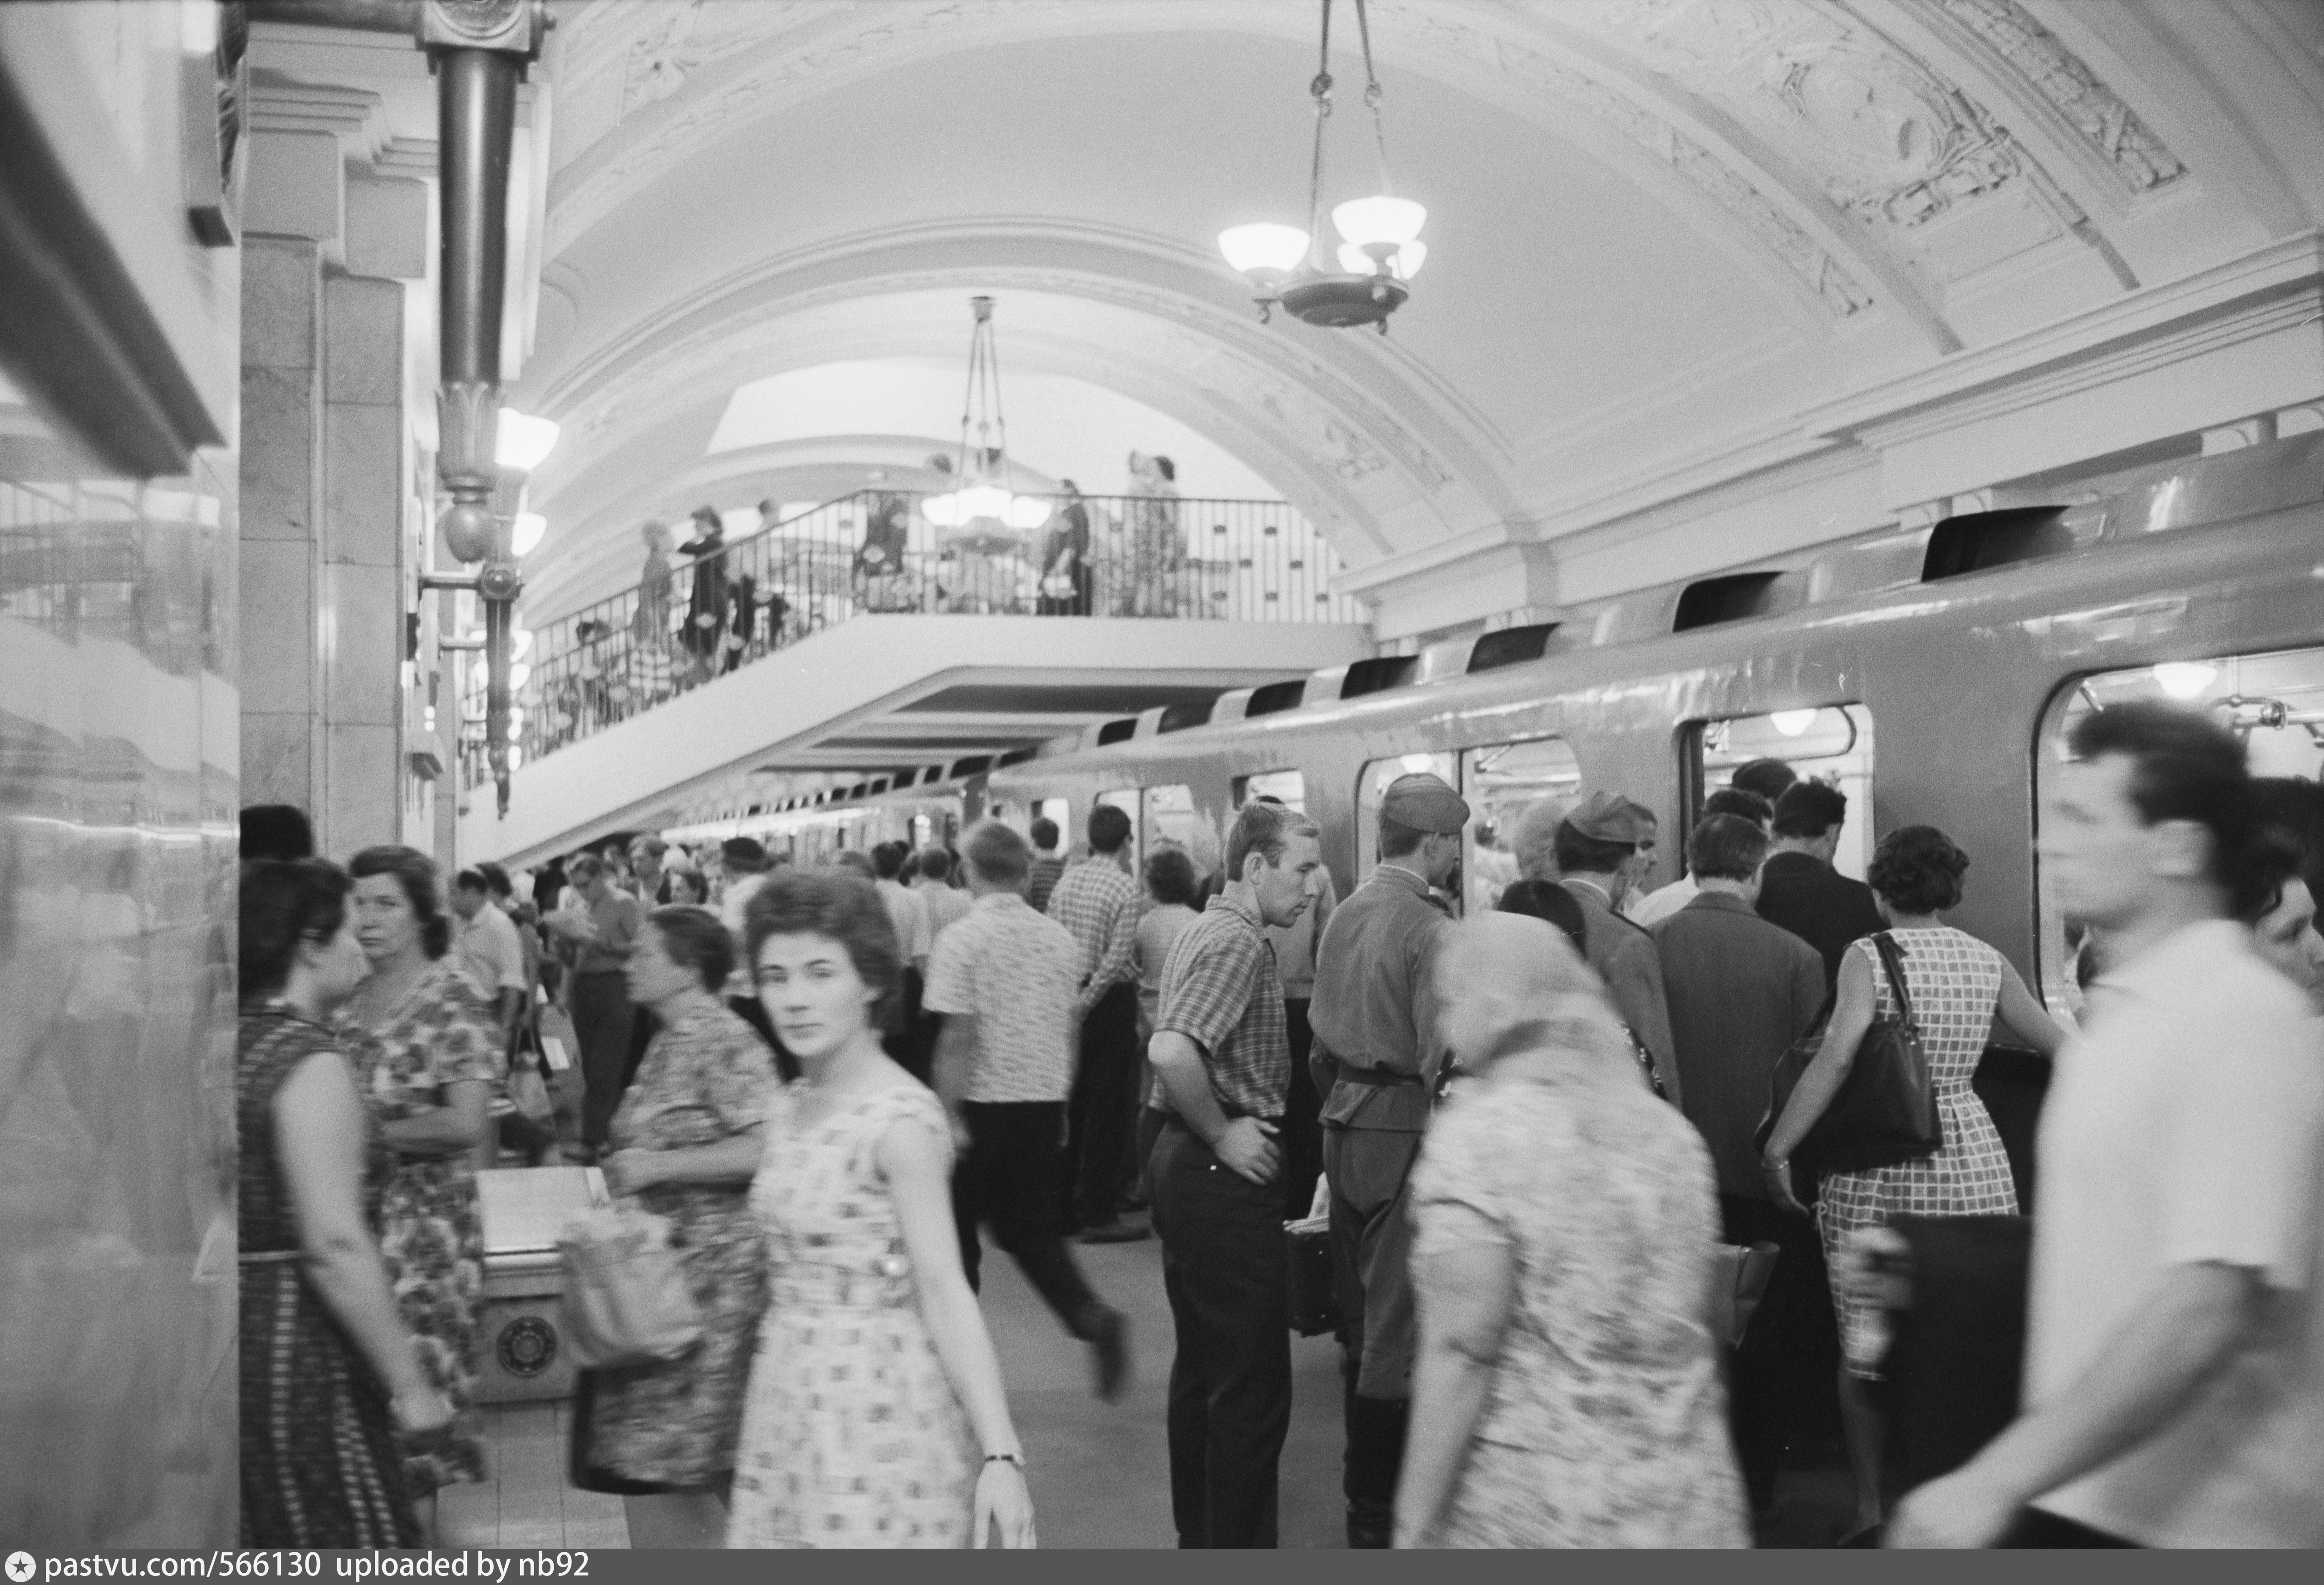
[1395,912,1745,1547]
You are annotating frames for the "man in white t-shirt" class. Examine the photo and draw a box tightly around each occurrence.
[1892,703,2324,1548]
[450,868,527,1044]
[925,821,1129,1401]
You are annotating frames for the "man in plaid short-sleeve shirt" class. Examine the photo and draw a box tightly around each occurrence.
[1147,801,1322,1549]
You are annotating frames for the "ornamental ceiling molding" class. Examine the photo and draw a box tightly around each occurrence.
[542,0,1894,335]
[1926,0,2184,196]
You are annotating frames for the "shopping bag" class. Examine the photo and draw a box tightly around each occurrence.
[557,1204,703,1370]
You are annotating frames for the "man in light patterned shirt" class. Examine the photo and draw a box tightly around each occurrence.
[928,821,1130,1402]
[1047,802,1146,1240]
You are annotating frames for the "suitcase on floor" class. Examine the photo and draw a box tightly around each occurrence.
[1285,1214,1340,1336]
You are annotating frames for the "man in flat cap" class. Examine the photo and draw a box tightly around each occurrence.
[1555,792,1683,1105]
[1307,770,1469,1546]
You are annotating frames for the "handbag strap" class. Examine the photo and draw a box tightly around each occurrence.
[1868,931,1920,1035]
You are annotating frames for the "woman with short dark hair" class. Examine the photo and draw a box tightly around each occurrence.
[726,871,1034,1547]
[342,845,499,1525]
[574,906,780,1515]
[1759,823,2066,1533]
[238,860,452,1546]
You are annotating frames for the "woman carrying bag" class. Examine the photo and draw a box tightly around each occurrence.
[1759,825,2065,1537]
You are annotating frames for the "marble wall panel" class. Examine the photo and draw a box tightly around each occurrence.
[0,451,239,1546]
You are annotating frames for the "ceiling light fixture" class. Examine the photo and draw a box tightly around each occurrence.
[2152,662,2218,700]
[511,511,546,556]
[1770,709,1820,738]
[1218,0,1424,334]
[921,296,1053,536]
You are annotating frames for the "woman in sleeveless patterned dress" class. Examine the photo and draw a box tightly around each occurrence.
[1760,827,2065,1533]
[726,868,1035,1548]
[237,860,454,1547]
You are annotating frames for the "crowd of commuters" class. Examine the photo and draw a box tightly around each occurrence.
[233,692,2323,1549]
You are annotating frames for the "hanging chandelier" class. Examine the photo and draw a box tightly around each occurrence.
[1218,0,1425,334]
[921,296,1052,532]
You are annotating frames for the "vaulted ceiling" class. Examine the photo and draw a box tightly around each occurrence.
[511,0,2324,625]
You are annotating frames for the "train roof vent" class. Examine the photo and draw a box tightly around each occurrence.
[1244,679,1306,717]
[1919,507,2076,581]
[1096,717,1140,746]
[1467,622,1560,674]
[948,755,992,778]
[1673,572,1784,632]
[1158,699,1214,733]
[996,747,1037,767]
[1340,655,1419,698]
[922,765,946,785]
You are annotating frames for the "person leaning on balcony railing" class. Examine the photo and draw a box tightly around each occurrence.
[1038,481,1092,617]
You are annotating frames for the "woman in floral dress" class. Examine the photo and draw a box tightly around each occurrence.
[238,859,453,1547]
[727,869,1035,1548]
[1761,825,2065,1533]
[577,907,778,1516]
[1398,912,1746,1548]
[343,845,498,1531]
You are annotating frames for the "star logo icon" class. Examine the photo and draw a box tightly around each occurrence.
[6,1551,35,1583]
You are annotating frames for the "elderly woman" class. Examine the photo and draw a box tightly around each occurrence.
[239,860,453,1546]
[574,907,780,1512]
[1395,912,1745,1548]
[342,845,500,1526]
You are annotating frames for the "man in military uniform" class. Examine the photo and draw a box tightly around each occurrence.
[1554,791,1683,1105]
[1307,772,1469,1547]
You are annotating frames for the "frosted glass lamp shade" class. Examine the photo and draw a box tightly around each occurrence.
[511,512,547,556]
[495,409,561,472]
[1004,496,1053,531]
[1337,239,1426,280]
[1332,195,1426,247]
[1219,222,1311,276]
[957,484,1014,522]
[923,493,966,528]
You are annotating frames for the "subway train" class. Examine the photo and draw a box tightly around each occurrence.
[678,433,2324,1194]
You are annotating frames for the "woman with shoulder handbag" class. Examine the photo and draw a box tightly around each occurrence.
[1759,826,2066,1537]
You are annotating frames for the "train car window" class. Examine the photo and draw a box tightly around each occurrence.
[1690,704,1877,881]
[1460,738,1582,916]
[1357,752,1458,885]
[2035,647,2324,1017]
[1143,784,1214,875]
[1234,770,1307,811]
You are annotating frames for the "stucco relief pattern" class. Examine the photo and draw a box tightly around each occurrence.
[1931,0,2185,192]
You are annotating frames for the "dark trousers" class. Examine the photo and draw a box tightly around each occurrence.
[882,966,929,1084]
[1280,999,1324,1221]
[1323,1126,1421,1546]
[952,1101,1105,1336]
[570,972,634,1148]
[1718,1193,1820,1513]
[1151,1118,1291,1548]
[1064,983,1140,1229]
[623,1005,655,1089]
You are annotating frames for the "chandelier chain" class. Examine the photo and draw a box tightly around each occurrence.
[1305,0,1336,266]
[1353,0,1394,195]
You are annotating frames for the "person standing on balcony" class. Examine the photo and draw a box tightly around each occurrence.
[1037,482,1091,617]
[678,506,728,684]
[1128,453,1183,617]
[633,520,676,703]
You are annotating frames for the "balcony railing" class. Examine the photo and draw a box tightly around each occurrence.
[457,490,1363,788]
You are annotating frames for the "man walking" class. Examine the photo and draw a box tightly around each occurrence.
[540,851,644,1157]
[926,822,1131,1401]
[1149,800,1322,1548]
[1651,812,1826,1515]
[1553,792,1683,1103]
[1892,704,2323,1547]
[1048,803,1146,1240]
[1307,773,1467,1547]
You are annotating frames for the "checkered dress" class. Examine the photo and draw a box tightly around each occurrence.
[1817,926,2019,1376]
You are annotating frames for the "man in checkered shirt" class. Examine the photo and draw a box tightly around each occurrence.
[926,821,1131,1402]
[1147,799,1324,1549]
[1047,802,1147,1240]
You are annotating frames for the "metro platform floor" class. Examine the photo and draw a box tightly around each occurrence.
[443,1222,1857,1549]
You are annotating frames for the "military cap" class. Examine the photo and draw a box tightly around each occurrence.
[1561,790,1655,846]
[1381,772,1471,834]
